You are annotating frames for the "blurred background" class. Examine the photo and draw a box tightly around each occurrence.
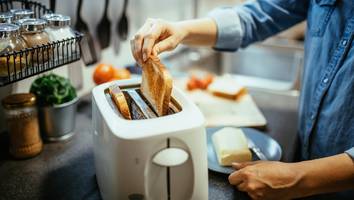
[11,0,305,96]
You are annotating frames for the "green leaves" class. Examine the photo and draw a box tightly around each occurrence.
[30,73,77,106]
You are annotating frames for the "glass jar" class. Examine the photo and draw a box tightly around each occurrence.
[43,14,75,61]
[43,14,75,41]
[0,12,13,23]
[10,9,34,21]
[18,18,50,64]
[0,23,28,77]
[2,93,43,159]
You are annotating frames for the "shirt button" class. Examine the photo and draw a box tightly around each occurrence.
[311,115,315,120]
[323,78,329,83]
[342,40,347,46]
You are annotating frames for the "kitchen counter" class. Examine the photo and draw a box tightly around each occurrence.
[0,90,298,200]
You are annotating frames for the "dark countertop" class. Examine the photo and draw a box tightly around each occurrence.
[0,90,298,200]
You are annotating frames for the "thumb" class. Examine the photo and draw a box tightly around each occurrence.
[232,161,264,170]
[153,36,178,55]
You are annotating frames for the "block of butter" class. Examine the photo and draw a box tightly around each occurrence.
[212,127,252,166]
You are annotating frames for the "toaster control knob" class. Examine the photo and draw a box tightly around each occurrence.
[152,148,189,167]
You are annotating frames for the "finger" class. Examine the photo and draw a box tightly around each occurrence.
[236,182,247,192]
[228,171,244,185]
[153,36,178,55]
[130,38,139,64]
[133,19,154,64]
[232,161,265,169]
[142,21,164,61]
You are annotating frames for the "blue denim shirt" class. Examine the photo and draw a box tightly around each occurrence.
[209,0,354,199]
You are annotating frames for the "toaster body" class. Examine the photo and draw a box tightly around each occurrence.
[92,79,208,200]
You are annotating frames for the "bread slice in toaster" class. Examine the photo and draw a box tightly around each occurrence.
[109,84,132,120]
[140,56,172,116]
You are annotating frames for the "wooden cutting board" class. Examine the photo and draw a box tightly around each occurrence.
[175,78,267,128]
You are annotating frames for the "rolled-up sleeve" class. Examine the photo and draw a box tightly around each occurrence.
[345,147,354,159]
[208,7,243,51]
[208,0,309,51]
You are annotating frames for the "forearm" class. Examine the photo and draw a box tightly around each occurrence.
[292,153,354,198]
[176,18,217,47]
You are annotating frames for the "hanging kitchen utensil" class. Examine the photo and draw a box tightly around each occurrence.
[96,0,111,49]
[49,0,56,12]
[117,0,129,41]
[75,0,99,65]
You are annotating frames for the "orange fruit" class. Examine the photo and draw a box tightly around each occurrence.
[93,63,114,85]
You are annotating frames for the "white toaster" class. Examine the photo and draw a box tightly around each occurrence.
[91,78,208,200]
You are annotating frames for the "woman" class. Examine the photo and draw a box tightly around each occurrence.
[131,1,354,199]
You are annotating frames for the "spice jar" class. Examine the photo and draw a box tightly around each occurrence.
[0,12,13,23]
[43,14,75,41]
[2,93,43,159]
[10,9,34,21]
[0,23,28,77]
[18,18,50,64]
[43,14,75,61]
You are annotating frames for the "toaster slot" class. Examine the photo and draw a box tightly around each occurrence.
[126,90,157,119]
[105,84,182,120]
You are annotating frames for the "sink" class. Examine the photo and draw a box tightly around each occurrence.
[221,38,304,93]
[162,46,223,76]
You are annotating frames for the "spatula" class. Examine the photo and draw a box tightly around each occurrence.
[74,0,99,65]
[117,0,129,41]
[96,0,111,49]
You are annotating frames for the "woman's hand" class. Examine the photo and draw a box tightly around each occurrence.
[229,154,354,200]
[131,18,217,65]
[130,18,189,65]
[229,161,302,200]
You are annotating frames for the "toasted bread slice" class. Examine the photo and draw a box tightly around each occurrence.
[109,84,132,120]
[208,75,247,101]
[140,56,172,116]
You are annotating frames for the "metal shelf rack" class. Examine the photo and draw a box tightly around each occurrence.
[0,0,83,87]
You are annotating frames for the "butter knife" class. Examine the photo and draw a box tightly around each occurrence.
[248,139,268,161]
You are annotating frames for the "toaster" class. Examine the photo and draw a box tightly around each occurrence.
[91,78,208,200]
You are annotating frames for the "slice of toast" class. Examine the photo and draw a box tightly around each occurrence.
[109,84,132,120]
[140,56,172,116]
[208,75,247,101]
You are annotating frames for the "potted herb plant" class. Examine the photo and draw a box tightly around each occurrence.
[30,73,78,142]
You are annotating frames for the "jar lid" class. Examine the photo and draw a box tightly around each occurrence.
[41,13,61,20]
[43,14,71,27]
[10,9,34,20]
[18,18,47,33]
[0,12,13,23]
[0,23,20,38]
[2,93,36,109]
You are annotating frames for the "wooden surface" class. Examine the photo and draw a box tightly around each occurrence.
[175,78,267,128]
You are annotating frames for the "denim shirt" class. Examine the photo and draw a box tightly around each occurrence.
[209,0,354,199]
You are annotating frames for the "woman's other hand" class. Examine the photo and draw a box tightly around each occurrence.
[229,161,302,200]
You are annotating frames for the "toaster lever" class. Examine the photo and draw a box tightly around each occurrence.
[152,148,189,167]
